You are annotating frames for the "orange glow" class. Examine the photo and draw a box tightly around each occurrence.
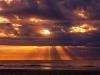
[29,17,47,23]
[69,24,97,33]
[12,24,22,35]
[29,18,42,23]
[0,7,3,11]
[55,46,72,60]
[0,46,52,60]
[12,24,21,31]
[40,29,51,35]
[12,23,22,27]
[0,17,10,23]
[8,33,16,37]
[4,0,13,4]
[0,32,7,37]
[14,15,21,21]
[0,46,72,60]
[0,23,18,38]
[0,29,16,38]
[74,9,88,18]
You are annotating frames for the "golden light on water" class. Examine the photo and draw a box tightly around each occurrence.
[69,24,97,33]
[0,16,10,23]
[0,46,73,60]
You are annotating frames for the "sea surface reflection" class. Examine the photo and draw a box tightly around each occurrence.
[0,45,100,70]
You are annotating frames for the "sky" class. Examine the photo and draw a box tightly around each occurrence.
[0,0,100,46]
[0,0,100,20]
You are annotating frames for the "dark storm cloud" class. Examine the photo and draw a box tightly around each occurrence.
[0,0,64,20]
[1,0,100,20]
[57,0,100,20]
[0,0,100,46]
